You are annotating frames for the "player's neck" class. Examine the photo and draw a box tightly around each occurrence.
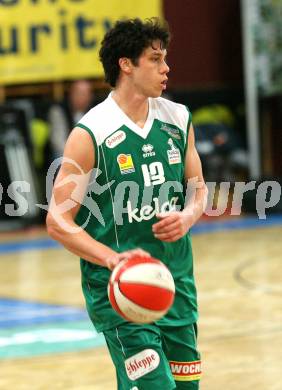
[112,86,149,129]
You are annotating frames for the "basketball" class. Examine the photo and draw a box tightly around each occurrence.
[107,255,175,323]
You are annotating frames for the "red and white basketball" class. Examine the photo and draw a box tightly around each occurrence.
[108,255,175,324]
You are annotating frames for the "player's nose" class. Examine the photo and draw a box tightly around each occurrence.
[163,62,170,74]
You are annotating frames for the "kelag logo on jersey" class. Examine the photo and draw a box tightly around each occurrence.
[117,154,135,174]
[127,196,179,223]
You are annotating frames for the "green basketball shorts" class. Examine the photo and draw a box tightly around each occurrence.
[103,322,201,390]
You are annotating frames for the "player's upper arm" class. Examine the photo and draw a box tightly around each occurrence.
[184,124,205,183]
[63,126,95,173]
[47,126,95,224]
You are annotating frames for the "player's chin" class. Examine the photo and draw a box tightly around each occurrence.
[150,88,163,98]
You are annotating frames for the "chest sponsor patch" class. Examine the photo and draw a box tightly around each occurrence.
[125,349,160,380]
[169,360,202,381]
[117,153,135,174]
[167,138,181,164]
[160,123,181,139]
[105,130,126,148]
[167,149,181,164]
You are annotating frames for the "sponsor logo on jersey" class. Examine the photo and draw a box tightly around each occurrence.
[125,349,160,380]
[105,130,126,148]
[167,138,181,164]
[127,196,179,223]
[169,360,202,381]
[160,123,181,139]
[142,144,155,158]
[117,154,135,174]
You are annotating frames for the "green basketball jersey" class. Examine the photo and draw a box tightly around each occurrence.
[76,93,198,332]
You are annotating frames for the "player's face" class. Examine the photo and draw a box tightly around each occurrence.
[131,40,169,98]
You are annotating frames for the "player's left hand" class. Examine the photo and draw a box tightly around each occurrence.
[105,248,151,270]
[152,211,194,242]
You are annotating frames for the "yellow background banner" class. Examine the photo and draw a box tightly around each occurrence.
[0,0,162,85]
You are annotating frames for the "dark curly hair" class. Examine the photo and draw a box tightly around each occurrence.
[99,18,170,87]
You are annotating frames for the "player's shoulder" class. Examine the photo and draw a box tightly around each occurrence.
[77,94,122,145]
[151,96,191,131]
[78,96,112,128]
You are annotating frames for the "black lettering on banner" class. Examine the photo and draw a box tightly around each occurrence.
[0,0,114,58]
[75,16,96,49]
[30,24,52,52]
[0,19,109,56]
[0,27,18,54]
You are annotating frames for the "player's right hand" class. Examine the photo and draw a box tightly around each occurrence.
[105,248,151,270]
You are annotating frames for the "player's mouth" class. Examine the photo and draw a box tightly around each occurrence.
[161,79,168,90]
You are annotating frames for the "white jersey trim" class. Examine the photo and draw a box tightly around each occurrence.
[78,94,190,147]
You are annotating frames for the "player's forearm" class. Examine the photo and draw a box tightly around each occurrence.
[183,183,208,226]
[46,214,116,267]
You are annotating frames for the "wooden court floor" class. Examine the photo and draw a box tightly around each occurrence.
[0,222,281,390]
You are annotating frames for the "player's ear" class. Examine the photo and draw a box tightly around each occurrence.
[119,58,133,74]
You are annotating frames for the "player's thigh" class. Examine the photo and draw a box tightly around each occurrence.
[161,323,202,390]
[103,322,176,390]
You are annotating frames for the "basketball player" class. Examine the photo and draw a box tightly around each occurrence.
[47,18,207,390]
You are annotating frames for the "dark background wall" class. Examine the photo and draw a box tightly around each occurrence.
[163,0,282,178]
[162,0,246,159]
[163,0,243,88]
